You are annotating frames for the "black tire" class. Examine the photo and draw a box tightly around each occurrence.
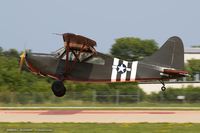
[51,80,66,97]
[161,86,166,91]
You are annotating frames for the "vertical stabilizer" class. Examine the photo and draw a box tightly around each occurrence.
[142,36,184,70]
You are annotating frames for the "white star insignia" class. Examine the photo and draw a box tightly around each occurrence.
[117,64,126,73]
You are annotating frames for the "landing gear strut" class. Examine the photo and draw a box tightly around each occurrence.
[51,80,66,97]
[159,80,166,91]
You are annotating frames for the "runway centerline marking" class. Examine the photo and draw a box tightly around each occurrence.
[0,110,175,115]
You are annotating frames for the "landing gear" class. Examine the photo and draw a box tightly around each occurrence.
[159,80,166,91]
[51,80,66,97]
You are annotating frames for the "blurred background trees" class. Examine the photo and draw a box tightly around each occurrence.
[1,36,200,105]
[185,59,200,74]
[110,37,158,61]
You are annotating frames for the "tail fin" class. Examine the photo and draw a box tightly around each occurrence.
[142,36,184,70]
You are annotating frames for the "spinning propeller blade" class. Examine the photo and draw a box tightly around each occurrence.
[19,51,26,72]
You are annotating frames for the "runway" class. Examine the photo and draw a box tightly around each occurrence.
[1,110,200,123]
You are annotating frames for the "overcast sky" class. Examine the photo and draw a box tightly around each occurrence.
[0,0,200,53]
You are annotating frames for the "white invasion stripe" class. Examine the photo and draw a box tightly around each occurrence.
[120,61,128,82]
[111,58,119,82]
[130,61,138,81]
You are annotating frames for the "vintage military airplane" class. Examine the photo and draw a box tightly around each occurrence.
[19,33,189,97]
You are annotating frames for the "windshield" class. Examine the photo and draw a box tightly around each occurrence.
[52,47,65,58]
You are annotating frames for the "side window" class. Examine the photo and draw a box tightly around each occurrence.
[62,52,75,61]
[85,57,105,65]
[79,52,92,62]
[61,51,92,62]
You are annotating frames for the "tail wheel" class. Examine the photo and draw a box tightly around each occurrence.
[159,80,167,91]
[51,80,66,97]
[161,86,166,91]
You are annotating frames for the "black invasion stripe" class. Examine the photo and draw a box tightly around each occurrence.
[116,59,123,81]
[126,62,132,81]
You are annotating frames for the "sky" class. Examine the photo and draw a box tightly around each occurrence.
[0,0,200,53]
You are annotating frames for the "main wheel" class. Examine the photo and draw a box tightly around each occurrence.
[51,80,66,97]
[161,86,166,91]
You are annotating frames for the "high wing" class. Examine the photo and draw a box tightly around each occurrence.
[63,33,96,53]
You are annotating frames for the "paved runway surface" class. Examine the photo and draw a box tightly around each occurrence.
[1,110,200,123]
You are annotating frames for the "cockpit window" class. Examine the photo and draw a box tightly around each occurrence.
[53,47,104,65]
[61,52,75,61]
[61,51,93,62]
[79,52,93,62]
[85,56,105,65]
[52,47,65,57]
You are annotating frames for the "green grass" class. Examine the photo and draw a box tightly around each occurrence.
[0,123,200,133]
[1,101,200,110]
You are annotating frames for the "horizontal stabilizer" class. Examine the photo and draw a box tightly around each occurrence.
[163,69,189,77]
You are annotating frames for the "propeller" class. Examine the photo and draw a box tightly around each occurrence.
[19,50,26,72]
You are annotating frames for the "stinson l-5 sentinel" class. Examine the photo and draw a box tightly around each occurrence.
[19,33,189,97]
